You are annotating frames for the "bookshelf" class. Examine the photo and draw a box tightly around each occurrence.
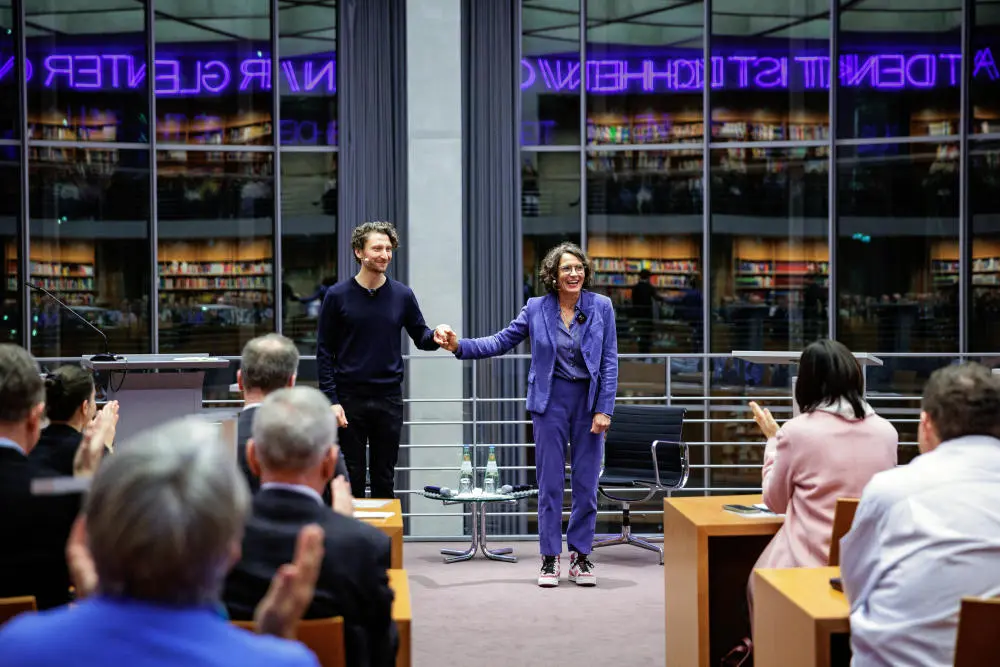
[16,240,98,304]
[711,110,830,145]
[158,239,273,303]
[589,236,700,306]
[155,111,273,146]
[587,111,704,145]
[931,239,1000,288]
[731,238,828,296]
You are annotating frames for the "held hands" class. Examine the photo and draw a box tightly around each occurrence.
[433,324,459,352]
[748,400,780,440]
[591,413,611,434]
[331,404,348,427]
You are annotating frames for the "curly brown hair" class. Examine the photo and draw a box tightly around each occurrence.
[538,242,591,294]
[351,221,399,263]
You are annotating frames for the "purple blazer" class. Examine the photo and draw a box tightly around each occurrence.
[455,291,618,416]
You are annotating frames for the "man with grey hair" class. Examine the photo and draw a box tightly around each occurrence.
[0,343,109,609]
[224,386,397,667]
[0,416,323,666]
[237,333,348,503]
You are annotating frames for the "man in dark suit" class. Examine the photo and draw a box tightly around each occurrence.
[0,344,109,609]
[237,334,348,504]
[224,386,397,667]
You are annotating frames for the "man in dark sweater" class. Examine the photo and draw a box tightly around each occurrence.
[316,221,446,499]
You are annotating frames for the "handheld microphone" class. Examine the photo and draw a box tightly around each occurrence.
[26,282,119,362]
[424,485,455,497]
[500,484,513,494]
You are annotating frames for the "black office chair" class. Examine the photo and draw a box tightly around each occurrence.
[592,404,688,564]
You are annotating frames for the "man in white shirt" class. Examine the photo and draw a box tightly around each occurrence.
[840,362,1000,667]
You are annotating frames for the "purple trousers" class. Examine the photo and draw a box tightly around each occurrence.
[532,377,604,557]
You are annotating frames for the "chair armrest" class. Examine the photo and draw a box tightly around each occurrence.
[651,439,690,490]
[598,481,659,504]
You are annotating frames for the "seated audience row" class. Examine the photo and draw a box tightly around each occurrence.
[0,337,397,667]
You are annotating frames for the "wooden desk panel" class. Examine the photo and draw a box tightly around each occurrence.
[358,499,404,569]
[753,566,850,667]
[388,569,411,667]
[664,495,784,667]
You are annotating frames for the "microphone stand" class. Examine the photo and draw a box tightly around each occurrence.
[25,282,120,362]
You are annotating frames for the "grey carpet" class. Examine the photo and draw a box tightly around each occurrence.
[404,541,665,666]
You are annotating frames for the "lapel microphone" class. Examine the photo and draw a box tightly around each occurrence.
[576,310,587,324]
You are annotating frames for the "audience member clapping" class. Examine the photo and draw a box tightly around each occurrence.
[0,416,325,667]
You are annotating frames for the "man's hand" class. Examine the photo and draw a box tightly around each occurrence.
[590,412,611,434]
[98,400,119,450]
[65,516,98,601]
[330,475,354,517]
[434,325,459,353]
[254,523,325,639]
[73,415,114,477]
[749,400,780,440]
[433,324,456,350]
[331,404,348,428]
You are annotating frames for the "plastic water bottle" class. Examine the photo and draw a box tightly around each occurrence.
[484,446,500,495]
[459,445,473,495]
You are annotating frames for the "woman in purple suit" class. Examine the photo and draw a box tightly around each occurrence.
[436,243,618,588]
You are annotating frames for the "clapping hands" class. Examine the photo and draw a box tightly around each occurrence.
[433,324,459,352]
[748,400,780,440]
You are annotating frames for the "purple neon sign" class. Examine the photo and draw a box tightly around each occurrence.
[0,53,336,95]
[522,47,1000,93]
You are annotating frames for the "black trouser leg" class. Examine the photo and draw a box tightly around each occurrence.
[338,395,370,499]
[366,394,404,499]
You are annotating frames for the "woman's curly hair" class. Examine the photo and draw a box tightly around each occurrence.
[538,242,591,294]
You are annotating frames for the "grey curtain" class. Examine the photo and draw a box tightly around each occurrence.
[463,0,525,531]
[338,0,408,282]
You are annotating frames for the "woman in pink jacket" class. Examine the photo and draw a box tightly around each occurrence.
[724,339,898,666]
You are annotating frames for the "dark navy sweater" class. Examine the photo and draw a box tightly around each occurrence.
[316,277,439,404]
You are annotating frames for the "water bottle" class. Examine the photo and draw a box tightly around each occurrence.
[484,446,500,495]
[459,445,473,495]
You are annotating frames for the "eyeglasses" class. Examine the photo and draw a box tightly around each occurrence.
[559,265,586,275]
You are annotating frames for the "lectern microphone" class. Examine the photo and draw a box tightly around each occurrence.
[25,282,120,362]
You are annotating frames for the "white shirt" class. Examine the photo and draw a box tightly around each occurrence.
[259,482,324,506]
[840,435,1000,667]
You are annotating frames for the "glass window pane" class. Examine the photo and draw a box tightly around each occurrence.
[25,0,149,143]
[972,0,1000,134]
[836,142,959,352]
[521,151,581,292]
[970,140,1000,351]
[587,148,704,354]
[28,148,151,357]
[710,147,829,353]
[280,151,337,351]
[837,0,961,140]
[156,150,274,354]
[0,155,19,343]
[279,0,336,147]
[586,0,703,147]
[522,0,580,146]
[0,0,17,139]
[154,1,272,146]
[711,0,829,142]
